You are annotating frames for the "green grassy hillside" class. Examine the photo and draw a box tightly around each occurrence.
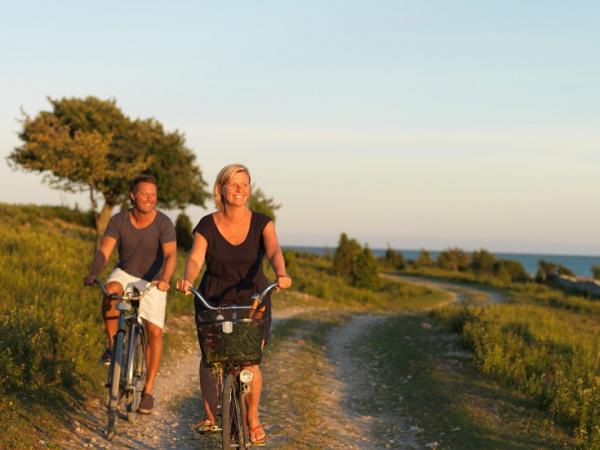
[403,268,600,446]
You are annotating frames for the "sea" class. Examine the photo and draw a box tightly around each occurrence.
[283,246,600,278]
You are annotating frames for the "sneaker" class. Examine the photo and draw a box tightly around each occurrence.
[138,393,154,414]
[100,348,112,366]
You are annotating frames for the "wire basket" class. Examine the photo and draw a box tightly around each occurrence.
[197,308,265,367]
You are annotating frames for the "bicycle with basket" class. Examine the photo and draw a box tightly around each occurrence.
[190,282,277,449]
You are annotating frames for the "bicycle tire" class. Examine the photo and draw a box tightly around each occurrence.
[221,373,246,449]
[126,326,146,422]
[107,330,125,440]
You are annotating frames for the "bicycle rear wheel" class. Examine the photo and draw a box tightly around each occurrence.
[221,373,246,449]
[107,330,125,440]
[126,326,146,422]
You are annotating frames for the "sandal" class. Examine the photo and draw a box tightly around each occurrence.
[250,424,267,446]
[193,418,221,434]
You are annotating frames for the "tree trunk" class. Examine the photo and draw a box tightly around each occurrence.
[95,203,114,249]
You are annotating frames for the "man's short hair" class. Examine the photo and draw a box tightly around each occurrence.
[129,174,157,193]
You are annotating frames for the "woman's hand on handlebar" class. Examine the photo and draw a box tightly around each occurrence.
[276,275,292,290]
[176,278,193,295]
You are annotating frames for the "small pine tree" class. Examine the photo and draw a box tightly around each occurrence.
[333,233,361,278]
[175,212,193,251]
[592,265,600,281]
[351,246,380,289]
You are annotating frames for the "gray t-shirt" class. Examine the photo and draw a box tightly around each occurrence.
[105,209,176,281]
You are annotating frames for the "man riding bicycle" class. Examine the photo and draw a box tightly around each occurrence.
[84,174,177,414]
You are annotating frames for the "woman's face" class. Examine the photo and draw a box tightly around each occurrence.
[222,171,250,208]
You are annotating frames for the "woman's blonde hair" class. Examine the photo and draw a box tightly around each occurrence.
[213,163,251,211]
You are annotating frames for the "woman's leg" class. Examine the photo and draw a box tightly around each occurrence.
[199,361,219,423]
[246,364,266,441]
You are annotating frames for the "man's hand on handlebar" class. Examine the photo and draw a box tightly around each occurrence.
[153,279,170,292]
[83,275,97,286]
[176,279,193,295]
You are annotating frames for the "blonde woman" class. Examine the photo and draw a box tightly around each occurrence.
[176,163,291,445]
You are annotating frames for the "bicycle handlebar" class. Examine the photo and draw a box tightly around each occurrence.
[93,279,157,301]
[188,282,278,311]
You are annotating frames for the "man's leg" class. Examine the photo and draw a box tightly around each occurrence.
[142,319,163,395]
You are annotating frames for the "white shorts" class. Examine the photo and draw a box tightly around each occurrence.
[106,268,167,329]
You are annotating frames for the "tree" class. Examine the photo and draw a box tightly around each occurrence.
[536,260,557,282]
[471,249,497,274]
[333,233,362,278]
[592,265,600,281]
[494,260,528,283]
[351,246,380,289]
[9,96,209,245]
[175,212,193,251]
[249,187,281,220]
[383,245,405,271]
[415,248,433,267]
[437,247,470,272]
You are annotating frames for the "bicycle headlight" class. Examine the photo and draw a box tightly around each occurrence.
[240,369,253,384]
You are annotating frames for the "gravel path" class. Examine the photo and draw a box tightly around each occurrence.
[58,278,504,449]
[392,275,510,305]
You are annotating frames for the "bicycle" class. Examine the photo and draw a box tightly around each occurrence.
[94,280,155,440]
[189,282,278,450]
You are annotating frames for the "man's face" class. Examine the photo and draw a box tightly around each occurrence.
[131,181,157,214]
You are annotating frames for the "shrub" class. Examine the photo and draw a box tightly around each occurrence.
[175,212,193,251]
[437,247,470,272]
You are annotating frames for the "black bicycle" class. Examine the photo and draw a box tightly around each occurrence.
[190,282,278,450]
[94,280,154,440]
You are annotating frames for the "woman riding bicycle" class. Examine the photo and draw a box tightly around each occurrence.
[176,163,292,445]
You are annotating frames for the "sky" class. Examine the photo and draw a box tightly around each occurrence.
[1,1,599,255]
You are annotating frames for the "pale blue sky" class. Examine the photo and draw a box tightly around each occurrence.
[1,1,599,254]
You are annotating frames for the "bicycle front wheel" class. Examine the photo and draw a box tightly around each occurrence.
[107,330,125,440]
[126,326,146,422]
[221,373,246,449]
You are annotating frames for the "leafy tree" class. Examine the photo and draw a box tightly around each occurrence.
[471,249,497,274]
[557,264,575,277]
[536,260,574,281]
[351,246,380,289]
[8,96,209,245]
[415,248,433,267]
[249,187,281,220]
[383,245,405,271]
[437,247,470,272]
[536,260,557,282]
[175,212,193,251]
[592,265,600,281]
[494,260,528,283]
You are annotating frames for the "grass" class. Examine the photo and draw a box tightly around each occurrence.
[359,312,573,449]
[402,266,600,447]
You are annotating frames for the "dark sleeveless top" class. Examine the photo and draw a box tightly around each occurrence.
[193,211,273,339]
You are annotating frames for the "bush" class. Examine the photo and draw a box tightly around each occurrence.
[351,246,380,289]
[175,212,193,251]
[415,248,434,267]
[470,249,496,274]
[437,247,470,272]
[494,259,528,283]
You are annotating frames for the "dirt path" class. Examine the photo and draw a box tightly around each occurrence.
[391,275,510,305]
[58,279,506,449]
